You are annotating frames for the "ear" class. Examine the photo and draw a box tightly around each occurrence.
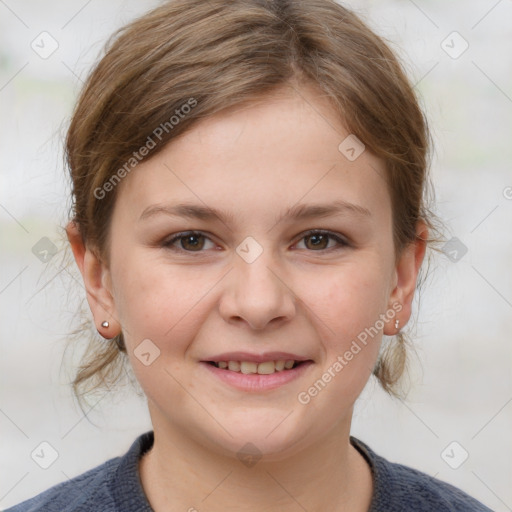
[383,221,428,335]
[65,221,121,339]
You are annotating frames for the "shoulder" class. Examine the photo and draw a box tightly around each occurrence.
[350,436,493,512]
[4,431,154,512]
[3,458,119,512]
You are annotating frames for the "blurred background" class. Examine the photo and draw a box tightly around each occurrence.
[1,0,511,510]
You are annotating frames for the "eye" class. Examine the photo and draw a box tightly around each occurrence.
[163,231,216,252]
[162,229,349,254]
[294,230,349,251]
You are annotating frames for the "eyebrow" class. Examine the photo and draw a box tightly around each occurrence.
[139,199,371,225]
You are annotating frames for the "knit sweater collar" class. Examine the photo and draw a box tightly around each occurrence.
[110,430,383,511]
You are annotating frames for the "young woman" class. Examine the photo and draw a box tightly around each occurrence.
[6,0,493,510]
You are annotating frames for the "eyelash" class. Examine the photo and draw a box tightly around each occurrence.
[162,230,350,254]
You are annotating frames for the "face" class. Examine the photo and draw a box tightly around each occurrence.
[74,83,424,460]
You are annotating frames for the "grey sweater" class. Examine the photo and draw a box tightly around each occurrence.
[4,431,493,511]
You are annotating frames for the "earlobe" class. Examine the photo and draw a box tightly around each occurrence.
[384,222,428,335]
[65,221,121,338]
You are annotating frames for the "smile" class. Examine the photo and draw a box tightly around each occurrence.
[201,360,314,391]
[208,359,301,374]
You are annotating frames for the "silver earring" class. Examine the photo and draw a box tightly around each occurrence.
[394,319,400,330]
[101,321,109,328]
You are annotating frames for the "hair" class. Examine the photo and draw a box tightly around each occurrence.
[63,0,443,411]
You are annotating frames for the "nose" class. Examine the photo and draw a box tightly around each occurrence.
[218,250,297,331]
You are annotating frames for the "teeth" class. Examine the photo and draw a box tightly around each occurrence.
[228,361,240,371]
[257,361,275,375]
[275,360,286,371]
[214,359,300,374]
[240,361,258,374]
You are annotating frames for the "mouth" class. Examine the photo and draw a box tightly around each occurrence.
[205,359,308,374]
[200,358,314,391]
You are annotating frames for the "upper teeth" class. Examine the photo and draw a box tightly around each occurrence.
[215,360,297,374]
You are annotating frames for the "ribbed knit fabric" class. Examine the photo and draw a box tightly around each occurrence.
[4,430,492,511]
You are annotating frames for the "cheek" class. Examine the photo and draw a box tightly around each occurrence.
[305,259,390,337]
[112,254,214,350]
[111,257,210,404]
[295,261,389,398]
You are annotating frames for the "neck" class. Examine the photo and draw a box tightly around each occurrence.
[139,407,373,511]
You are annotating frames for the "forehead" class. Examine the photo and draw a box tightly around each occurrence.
[115,84,391,226]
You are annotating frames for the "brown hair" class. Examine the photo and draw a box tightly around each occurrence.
[63,0,442,410]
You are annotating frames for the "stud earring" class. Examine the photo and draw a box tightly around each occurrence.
[101,321,109,328]
[394,319,400,330]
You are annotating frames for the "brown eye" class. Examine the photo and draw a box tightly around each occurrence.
[296,230,349,251]
[304,233,329,250]
[164,231,215,252]
[180,233,205,251]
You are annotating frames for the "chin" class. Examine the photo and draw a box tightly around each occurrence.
[202,410,313,462]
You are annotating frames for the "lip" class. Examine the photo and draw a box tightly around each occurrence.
[200,360,314,392]
[201,351,311,364]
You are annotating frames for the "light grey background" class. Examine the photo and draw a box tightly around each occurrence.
[1,0,511,510]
